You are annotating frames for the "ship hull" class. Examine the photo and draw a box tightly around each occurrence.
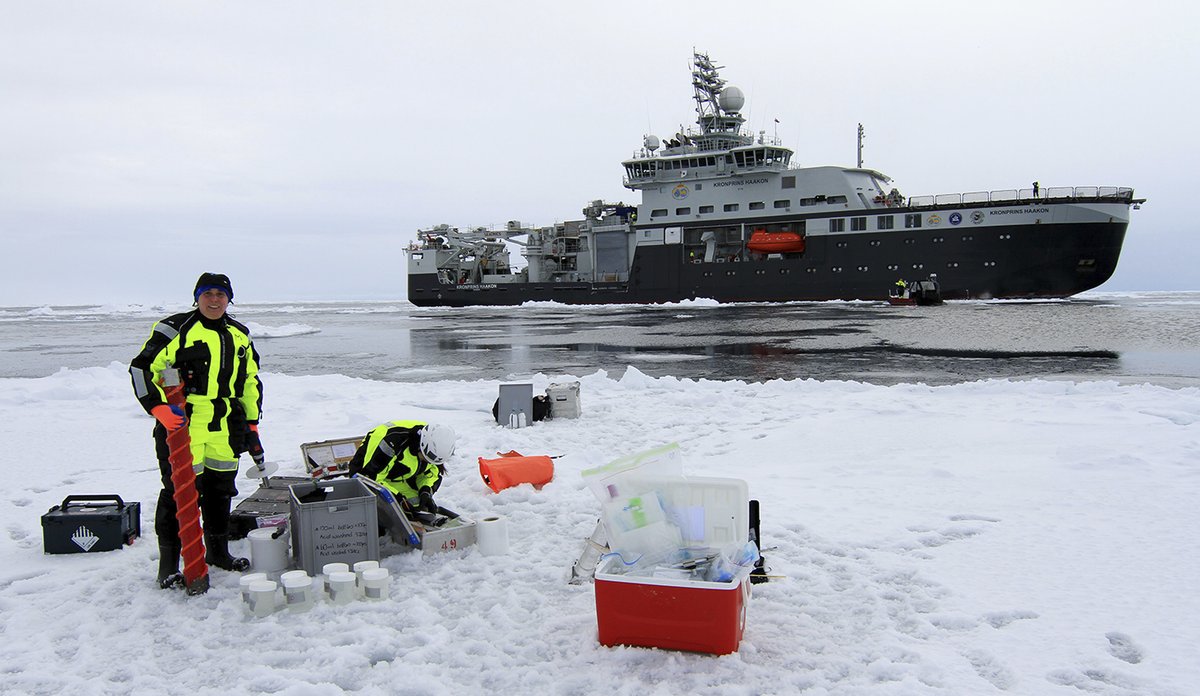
[407,219,1127,306]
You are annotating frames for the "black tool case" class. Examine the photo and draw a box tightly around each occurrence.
[230,476,308,540]
[41,495,140,554]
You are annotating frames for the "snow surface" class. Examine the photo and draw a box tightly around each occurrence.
[2,362,1198,695]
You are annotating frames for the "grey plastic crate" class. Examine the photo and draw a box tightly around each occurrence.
[289,478,379,575]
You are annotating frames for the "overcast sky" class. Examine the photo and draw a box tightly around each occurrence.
[2,1,1196,306]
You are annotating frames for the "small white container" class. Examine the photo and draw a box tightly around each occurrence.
[327,571,357,606]
[353,560,379,595]
[248,528,289,576]
[322,563,350,597]
[282,574,314,613]
[239,572,269,604]
[247,580,279,618]
[280,569,309,585]
[361,567,390,601]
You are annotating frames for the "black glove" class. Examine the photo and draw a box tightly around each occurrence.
[418,487,437,514]
[246,426,265,465]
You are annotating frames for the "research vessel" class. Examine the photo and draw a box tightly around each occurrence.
[406,52,1142,307]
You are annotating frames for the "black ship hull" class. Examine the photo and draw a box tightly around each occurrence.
[408,219,1127,307]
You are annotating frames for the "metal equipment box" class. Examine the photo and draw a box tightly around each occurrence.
[546,381,581,419]
[289,478,379,575]
[41,495,140,554]
[497,383,533,428]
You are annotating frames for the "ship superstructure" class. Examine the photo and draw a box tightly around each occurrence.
[406,52,1141,306]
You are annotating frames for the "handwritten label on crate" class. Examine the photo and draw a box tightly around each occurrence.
[311,520,370,554]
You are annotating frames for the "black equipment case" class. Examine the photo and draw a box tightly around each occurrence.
[41,495,140,554]
[230,476,308,540]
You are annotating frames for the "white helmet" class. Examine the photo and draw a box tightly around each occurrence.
[418,423,457,464]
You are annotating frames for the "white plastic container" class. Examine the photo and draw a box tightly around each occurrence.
[248,527,289,576]
[361,567,390,600]
[322,562,350,597]
[246,580,279,618]
[327,571,357,606]
[239,572,268,604]
[282,573,314,612]
[353,560,379,596]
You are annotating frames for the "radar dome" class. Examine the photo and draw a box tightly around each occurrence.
[718,86,745,113]
[644,134,660,151]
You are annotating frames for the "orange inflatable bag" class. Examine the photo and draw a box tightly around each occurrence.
[478,450,555,493]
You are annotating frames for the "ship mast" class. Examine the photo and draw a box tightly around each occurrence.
[691,51,744,136]
[857,123,864,168]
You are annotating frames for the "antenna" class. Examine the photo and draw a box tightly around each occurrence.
[857,123,864,168]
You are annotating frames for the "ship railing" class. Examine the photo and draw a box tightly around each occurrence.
[907,186,1135,208]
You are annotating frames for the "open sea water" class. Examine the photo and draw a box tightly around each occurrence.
[2,291,1199,388]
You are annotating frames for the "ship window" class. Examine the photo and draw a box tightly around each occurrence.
[749,202,765,210]
[675,207,691,215]
[850,217,867,231]
[827,195,848,204]
[651,209,668,218]
[699,205,714,214]
[877,215,894,230]
[829,219,846,232]
[782,176,796,189]
[774,200,790,209]
[724,203,739,212]
[904,214,922,228]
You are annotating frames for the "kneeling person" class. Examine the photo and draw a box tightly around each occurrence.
[348,421,456,516]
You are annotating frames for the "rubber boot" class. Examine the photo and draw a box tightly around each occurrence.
[204,532,250,572]
[157,544,184,589]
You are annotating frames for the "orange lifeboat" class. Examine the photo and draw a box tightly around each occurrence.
[747,229,806,253]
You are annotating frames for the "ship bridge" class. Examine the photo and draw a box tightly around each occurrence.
[623,135,794,189]
[622,50,793,190]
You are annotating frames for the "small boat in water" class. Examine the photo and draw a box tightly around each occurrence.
[889,276,944,306]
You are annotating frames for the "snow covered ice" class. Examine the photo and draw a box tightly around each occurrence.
[2,362,1198,695]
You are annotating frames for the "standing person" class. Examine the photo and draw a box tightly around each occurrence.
[129,272,264,588]
[348,421,456,515]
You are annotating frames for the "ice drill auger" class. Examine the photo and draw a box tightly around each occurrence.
[162,368,209,595]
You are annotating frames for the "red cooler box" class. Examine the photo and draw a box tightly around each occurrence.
[595,559,752,654]
[593,475,751,654]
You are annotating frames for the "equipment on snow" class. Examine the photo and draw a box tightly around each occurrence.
[478,451,555,493]
[41,494,140,554]
[161,368,209,595]
[568,519,608,585]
